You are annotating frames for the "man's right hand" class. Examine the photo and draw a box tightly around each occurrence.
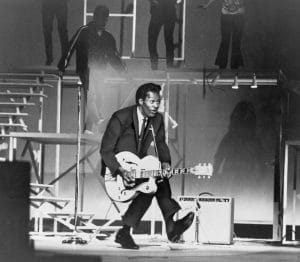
[118,166,135,185]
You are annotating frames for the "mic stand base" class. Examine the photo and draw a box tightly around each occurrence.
[62,234,88,245]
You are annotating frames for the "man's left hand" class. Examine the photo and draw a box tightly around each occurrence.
[161,162,172,178]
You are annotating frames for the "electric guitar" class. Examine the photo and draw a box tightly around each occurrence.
[104,151,213,202]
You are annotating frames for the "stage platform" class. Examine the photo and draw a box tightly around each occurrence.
[11,63,279,87]
[31,235,300,262]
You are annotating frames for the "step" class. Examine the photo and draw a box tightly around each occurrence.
[76,225,121,231]
[0,123,27,128]
[0,82,53,88]
[0,92,47,98]
[0,102,35,107]
[47,212,95,219]
[30,196,73,203]
[30,183,54,189]
[29,231,109,238]
[0,112,28,117]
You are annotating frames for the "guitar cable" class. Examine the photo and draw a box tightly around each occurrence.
[150,124,160,169]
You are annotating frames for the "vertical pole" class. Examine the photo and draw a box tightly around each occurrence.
[119,0,125,56]
[165,73,170,143]
[36,76,43,183]
[8,136,14,161]
[292,148,297,241]
[54,76,62,233]
[132,0,137,56]
[181,85,188,196]
[83,0,87,25]
[181,0,186,61]
[74,81,82,231]
[55,77,62,193]
[177,0,183,60]
[282,143,289,243]
[274,74,286,242]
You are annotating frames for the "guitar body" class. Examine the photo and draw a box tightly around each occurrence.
[104,151,160,202]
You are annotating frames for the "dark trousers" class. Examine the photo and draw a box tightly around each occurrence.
[42,0,68,62]
[122,178,180,229]
[215,14,244,69]
[148,17,176,69]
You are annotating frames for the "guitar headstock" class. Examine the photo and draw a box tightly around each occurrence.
[190,163,213,179]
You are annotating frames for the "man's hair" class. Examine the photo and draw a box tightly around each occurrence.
[135,83,161,104]
[93,5,109,19]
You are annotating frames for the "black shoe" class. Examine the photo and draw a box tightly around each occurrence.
[115,229,139,249]
[167,212,195,242]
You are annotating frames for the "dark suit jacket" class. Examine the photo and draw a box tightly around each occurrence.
[100,105,171,176]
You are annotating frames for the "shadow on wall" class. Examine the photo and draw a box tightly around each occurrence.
[214,100,267,174]
[212,100,269,199]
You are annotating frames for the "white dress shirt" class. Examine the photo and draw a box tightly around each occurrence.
[137,107,148,136]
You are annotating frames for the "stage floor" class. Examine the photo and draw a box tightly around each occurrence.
[32,234,300,262]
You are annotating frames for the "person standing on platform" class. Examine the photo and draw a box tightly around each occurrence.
[58,5,126,134]
[148,0,181,70]
[200,0,245,69]
[41,0,69,66]
[100,83,194,249]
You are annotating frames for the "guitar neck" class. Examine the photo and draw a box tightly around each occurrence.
[139,168,191,178]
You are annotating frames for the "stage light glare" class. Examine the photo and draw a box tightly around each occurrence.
[251,73,258,88]
[232,75,239,89]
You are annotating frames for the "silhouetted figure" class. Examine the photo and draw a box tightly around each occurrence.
[42,0,69,66]
[58,5,126,134]
[148,0,181,70]
[200,0,245,69]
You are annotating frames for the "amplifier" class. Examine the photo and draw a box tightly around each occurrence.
[177,196,234,244]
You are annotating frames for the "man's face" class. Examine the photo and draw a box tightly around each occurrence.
[94,14,108,30]
[139,91,161,118]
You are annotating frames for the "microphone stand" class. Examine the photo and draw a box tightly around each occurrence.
[62,79,87,245]
[150,125,161,170]
[195,200,200,243]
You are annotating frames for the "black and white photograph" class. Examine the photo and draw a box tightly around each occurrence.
[0,0,299,261]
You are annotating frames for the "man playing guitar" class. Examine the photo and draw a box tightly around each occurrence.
[100,83,195,249]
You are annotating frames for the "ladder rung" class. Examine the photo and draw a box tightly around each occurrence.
[30,183,54,189]
[48,212,94,218]
[0,102,35,107]
[30,196,73,202]
[0,123,26,127]
[0,82,53,88]
[0,112,28,117]
[0,92,47,98]
[76,225,121,231]
[29,232,108,237]
[75,225,98,230]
